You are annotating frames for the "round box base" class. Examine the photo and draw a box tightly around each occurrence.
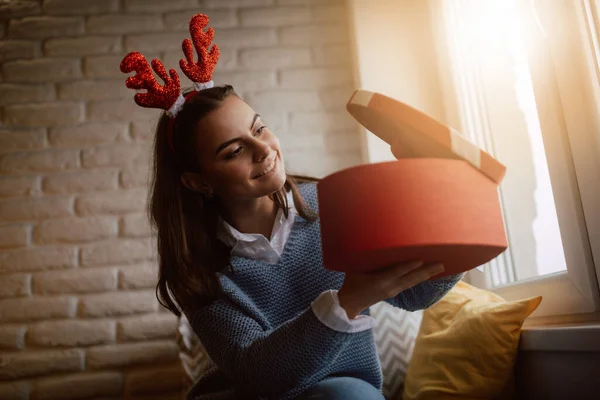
[317,158,507,276]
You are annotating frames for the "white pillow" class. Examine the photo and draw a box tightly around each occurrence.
[370,302,423,399]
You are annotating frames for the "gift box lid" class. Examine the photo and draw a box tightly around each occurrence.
[347,89,507,185]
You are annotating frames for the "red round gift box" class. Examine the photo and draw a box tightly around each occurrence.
[317,158,508,277]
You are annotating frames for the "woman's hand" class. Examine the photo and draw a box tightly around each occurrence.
[337,261,445,319]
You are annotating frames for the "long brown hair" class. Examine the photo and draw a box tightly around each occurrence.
[149,85,317,316]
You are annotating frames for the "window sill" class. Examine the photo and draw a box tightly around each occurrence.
[519,324,600,352]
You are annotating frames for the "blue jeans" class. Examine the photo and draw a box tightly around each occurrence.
[296,377,385,400]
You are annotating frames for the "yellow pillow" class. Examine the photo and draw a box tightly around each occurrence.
[403,280,542,400]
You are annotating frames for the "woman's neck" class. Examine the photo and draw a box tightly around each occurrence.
[220,195,278,239]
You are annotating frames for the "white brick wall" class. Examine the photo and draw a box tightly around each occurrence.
[0,0,361,397]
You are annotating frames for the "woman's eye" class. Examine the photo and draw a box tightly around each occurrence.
[255,125,267,136]
[227,147,243,159]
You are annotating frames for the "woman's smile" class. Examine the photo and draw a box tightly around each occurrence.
[252,153,278,180]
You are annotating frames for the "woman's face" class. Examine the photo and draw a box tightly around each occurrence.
[194,95,287,201]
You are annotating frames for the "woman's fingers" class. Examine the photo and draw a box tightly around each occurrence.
[393,263,444,293]
[377,260,425,280]
[341,260,446,313]
[377,261,442,299]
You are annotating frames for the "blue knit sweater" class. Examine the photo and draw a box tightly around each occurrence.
[185,182,462,400]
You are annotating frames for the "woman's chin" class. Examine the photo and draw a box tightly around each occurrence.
[259,172,287,199]
[272,160,287,189]
[265,172,287,193]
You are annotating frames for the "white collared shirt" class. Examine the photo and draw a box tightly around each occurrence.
[217,196,294,265]
[217,191,375,333]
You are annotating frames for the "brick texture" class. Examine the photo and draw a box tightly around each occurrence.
[129,119,158,141]
[117,313,177,341]
[239,47,311,69]
[205,0,275,7]
[0,224,29,250]
[44,36,121,56]
[8,17,84,39]
[81,144,151,168]
[0,324,27,350]
[165,9,236,30]
[0,128,47,153]
[0,196,73,222]
[0,381,29,400]
[34,371,123,400]
[57,80,130,101]
[0,273,30,298]
[48,122,128,146]
[0,149,80,173]
[43,169,119,194]
[86,98,156,123]
[312,44,352,66]
[0,39,41,62]
[87,15,164,35]
[4,102,84,127]
[120,213,151,237]
[0,296,77,323]
[0,246,77,274]
[79,238,154,267]
[120,164,150,188]
[75,189,147,217]
[0,175,40,198]
[83,55,132,78]
[0,83,55,106]
[34,216,118,245]
[0,349,84,380]
[214,27,277,48]
[124,364,182,395]
[3,59,81,83]
[118,262,158,290]
[280,24,348,45]
[241,7,311,27]
[28,319,116,347]
[280,67,352,88]
[246,90,322,112]
[124,0,199,13]
[33,268,118,295]
[43,0,120,15]
[0,1,360,397]
[0,1,41,19]
[87,340,178,369]
[78,290,158,318]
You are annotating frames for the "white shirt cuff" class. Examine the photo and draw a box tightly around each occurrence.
[311,290,376,333]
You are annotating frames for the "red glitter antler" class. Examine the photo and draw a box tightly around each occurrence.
[180,14,220,85]
[120,52,182,112]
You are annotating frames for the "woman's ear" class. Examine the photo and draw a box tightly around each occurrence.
[181,172,213,196]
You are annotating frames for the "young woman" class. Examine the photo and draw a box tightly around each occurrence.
[120,13,462,400]
[149,85,461,399]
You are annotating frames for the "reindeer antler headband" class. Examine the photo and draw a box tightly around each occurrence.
[119,14,219,153]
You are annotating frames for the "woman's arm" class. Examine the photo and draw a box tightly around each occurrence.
[185,298,355,398]
[384,273,464,311]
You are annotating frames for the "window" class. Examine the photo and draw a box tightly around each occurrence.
[349,0,600,321]
[432,0,600,320]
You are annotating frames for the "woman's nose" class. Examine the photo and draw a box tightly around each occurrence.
[252,138,271,162]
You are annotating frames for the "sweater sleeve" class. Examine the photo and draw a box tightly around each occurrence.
[185,297,355,398]
[385,273,464,311]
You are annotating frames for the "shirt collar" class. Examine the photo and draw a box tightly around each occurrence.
[217,190,296,249]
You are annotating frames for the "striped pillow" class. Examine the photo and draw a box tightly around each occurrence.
[371,302,423,399]
[176,314,214,392]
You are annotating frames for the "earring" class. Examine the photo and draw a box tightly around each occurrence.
[200,188,214,198]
